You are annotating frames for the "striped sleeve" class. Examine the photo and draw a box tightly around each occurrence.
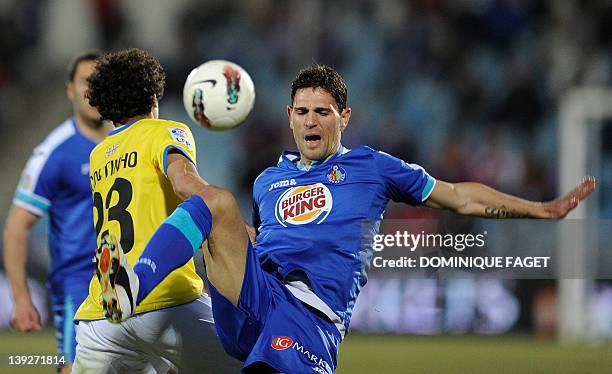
[14,146,59,216]
[153,122,197,176]
[13,121,74,215]
[373,150,436,205]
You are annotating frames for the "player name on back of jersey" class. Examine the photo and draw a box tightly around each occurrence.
[91,151,137,189]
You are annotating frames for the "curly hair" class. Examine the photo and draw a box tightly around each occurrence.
[87,48,166,124]
[290,65,347,112]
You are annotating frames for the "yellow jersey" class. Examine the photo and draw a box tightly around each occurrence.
[75,118,203,320]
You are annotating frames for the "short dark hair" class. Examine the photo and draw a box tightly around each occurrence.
[290,65,347,112]
[86,48,165,124]
[67,50,102,82]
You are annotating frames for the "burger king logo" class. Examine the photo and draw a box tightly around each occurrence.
[275,183,332,227]
[271,336,293,350]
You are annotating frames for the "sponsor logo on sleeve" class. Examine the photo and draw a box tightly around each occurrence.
[18,172,32,190]
[168,127,193,149]
[275,183,332,227]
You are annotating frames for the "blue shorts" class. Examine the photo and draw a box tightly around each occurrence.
[208,242,341,373]
[51,281,89,364]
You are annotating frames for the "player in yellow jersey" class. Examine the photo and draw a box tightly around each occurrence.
[72,49,240,373]
[88,55,595,374]
[77,118,202,318]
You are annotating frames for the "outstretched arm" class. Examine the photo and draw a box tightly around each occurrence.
[424,177,595,219]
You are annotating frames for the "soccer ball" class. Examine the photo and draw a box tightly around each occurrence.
[183,60,255,130]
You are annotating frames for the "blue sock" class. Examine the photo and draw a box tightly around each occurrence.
[133,195,212,304]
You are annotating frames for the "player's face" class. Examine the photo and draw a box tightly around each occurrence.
[67,60,101,126]
[288,87,351,165]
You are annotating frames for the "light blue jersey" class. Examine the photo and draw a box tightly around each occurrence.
[14,117,97,361]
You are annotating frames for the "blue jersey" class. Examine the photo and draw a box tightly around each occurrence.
[14,118,97,297]
[252,145,436,331]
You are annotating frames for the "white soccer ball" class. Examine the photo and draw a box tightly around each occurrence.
[182,60,255,130]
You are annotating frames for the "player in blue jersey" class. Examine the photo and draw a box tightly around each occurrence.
[3,51,113,373]
[99,64,595,373]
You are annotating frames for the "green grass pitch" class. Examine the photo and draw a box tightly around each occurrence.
[337,334,612,373]
[0,329,610,373]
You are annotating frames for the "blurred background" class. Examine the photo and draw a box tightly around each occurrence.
[0,0,611,372]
